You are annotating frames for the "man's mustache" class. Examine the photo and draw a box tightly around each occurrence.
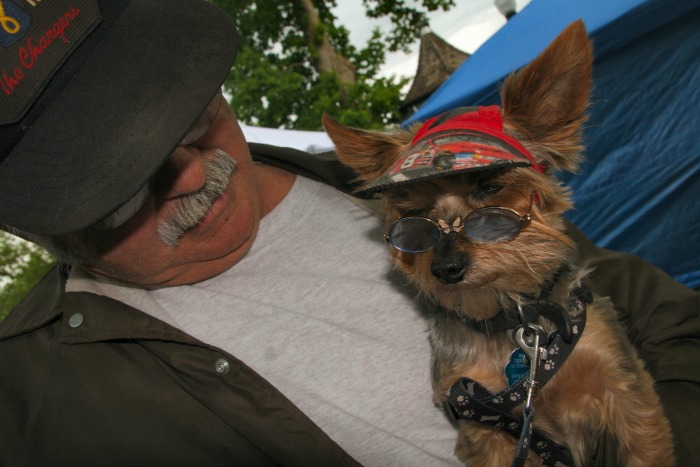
[157,149,236,247]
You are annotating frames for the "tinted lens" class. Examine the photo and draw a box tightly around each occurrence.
[387,217,440,252]
[463,208,522,243]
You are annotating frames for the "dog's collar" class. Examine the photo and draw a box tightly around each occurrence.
[457,286,592,340]
[454,265,592,340]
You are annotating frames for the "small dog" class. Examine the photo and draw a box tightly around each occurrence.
[324,21,674,467]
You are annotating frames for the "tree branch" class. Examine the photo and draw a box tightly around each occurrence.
[298,0,356,88]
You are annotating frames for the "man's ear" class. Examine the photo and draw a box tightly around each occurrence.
[501,19,593,172]
[323,113,415,184]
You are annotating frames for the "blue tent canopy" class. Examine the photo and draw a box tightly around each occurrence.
[405,0,700,288]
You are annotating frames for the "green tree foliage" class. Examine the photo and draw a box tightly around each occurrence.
[210,0,455,130]
[0,232,55,320]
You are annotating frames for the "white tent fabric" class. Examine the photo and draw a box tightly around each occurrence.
[241,124,334,154]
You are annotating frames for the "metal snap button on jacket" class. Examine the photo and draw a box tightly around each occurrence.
[68,313,84,328]
[214,358,230,375]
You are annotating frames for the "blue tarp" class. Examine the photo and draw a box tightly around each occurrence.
[405,0,700,288]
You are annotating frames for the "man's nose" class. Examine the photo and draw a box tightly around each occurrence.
[152,146,207,200]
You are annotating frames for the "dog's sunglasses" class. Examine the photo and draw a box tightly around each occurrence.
[385,196,534,253]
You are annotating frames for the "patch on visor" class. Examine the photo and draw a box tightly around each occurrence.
[0,0,101,125]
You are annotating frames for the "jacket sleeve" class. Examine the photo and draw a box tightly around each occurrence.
[567,222,700,465]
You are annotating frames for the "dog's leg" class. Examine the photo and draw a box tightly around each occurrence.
[542,301,675,466]
[455,422,542,467]
[603,353,675,466]
[583,302,676,466]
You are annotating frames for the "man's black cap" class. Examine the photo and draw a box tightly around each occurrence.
[0,0,238,235]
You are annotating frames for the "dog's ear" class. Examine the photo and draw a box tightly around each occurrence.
[323,113,415,183]
[501,20,592,172]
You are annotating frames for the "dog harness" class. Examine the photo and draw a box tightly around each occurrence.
[443,285,592,467]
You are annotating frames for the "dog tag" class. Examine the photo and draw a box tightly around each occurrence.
[504,348,529,386]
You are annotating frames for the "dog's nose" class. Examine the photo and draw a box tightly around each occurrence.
[431,253,469,284]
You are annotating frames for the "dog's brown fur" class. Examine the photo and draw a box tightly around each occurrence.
[324,21,674,467]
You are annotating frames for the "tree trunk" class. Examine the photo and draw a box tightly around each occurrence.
[298,0,356,88]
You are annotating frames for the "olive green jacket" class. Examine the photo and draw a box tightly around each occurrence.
[1,144,698,466]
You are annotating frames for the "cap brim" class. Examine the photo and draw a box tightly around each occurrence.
[358,160,531,195]
[0,0,238,235]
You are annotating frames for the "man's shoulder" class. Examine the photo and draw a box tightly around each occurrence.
[249,143,365,197]
[250,143,386,218]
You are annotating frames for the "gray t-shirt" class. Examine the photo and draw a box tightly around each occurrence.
[70,175,459,466]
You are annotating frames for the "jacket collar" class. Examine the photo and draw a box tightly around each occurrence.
[0,265,202,346]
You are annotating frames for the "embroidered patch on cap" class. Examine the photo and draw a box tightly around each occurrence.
[0,0,101,125]
[360,106,544,194]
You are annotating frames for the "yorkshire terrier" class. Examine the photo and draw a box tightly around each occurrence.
[324,21,674,467]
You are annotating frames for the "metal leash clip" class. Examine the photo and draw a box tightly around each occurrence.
[514,323,547,411]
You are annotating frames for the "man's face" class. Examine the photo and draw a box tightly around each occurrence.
[84,92,266,288]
